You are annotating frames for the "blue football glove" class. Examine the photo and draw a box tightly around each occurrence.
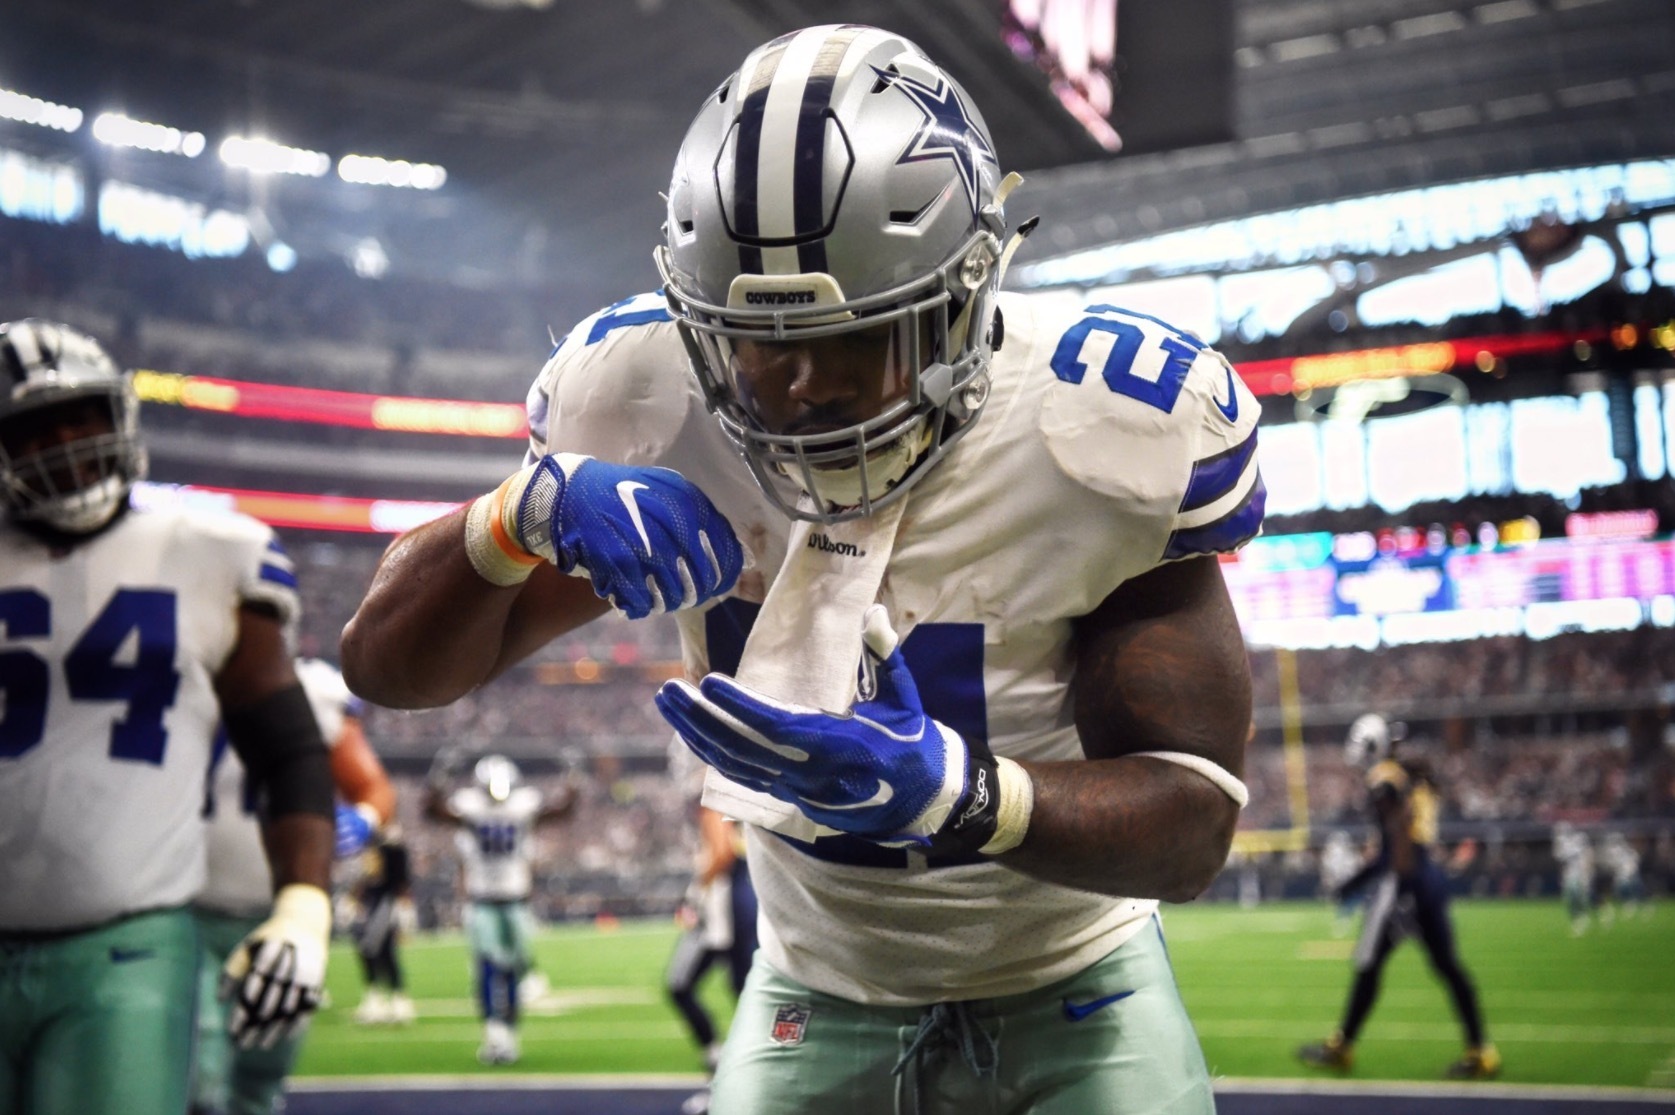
[506,454,743,619]
[334,802,378,859]
[655,606,1003,854]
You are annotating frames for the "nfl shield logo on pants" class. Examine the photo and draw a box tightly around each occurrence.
[770,1003,811,1046]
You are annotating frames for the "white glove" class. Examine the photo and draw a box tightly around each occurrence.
[222,884,331,1049]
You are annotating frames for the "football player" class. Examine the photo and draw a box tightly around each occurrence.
[345,25,1260,1113]
[1553,821,1596,934]
[346,826,415,1027]
[0,320,334,1115]
[665,748,757,1115]
[1298,714,1500,1080]
[425,754,576,1065]
[192,656,397,1114]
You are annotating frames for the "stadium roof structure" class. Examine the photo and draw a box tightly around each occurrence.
[3,0,1671,303]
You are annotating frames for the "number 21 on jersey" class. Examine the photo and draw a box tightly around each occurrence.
[1048,304,1203,415]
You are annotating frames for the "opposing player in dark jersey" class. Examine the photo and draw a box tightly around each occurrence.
[1299,714,1500,1080]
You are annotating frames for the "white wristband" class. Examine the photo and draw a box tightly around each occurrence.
[270,883,333,938]
[463,470,544,587]
[1130,750,1250,808]
[979,756,1034,855]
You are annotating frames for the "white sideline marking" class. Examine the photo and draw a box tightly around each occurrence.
[1196,1018,1675,1044]
[1215,1077,1675,1103]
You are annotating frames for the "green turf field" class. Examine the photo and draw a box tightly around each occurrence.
[295,900,1675,1089]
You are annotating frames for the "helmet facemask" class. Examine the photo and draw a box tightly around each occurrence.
[659,229,999,521]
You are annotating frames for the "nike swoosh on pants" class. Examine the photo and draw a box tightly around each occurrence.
[1062,989,1136,1022]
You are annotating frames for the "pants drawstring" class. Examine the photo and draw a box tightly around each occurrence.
[891,1000,998,1113]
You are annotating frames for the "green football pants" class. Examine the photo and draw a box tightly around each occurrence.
[0,907,198,1115]
[712,915,1215,1115]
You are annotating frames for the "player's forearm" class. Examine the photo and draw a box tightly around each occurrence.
[1001,755,1241,902]
[263,813,334,892]
[341,510,524,707]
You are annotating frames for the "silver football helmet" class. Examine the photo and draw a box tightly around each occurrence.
[474,755,521,803]
[657,24,1024,522]
[0,319,146,534]
[1344,713,1403,768]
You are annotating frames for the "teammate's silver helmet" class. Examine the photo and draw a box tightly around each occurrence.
[657,25,1017,522]
[0,319,145,534]
[474,755,520,803]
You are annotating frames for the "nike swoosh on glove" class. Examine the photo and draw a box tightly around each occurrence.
[221,884,331,1050]
[655,605,1003,854]
[507,454,743,619]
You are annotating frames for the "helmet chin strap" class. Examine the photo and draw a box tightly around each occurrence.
[785,421,934,510]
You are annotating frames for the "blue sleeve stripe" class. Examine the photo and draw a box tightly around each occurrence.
[259,563,299,589]
[1180,427,1259,514]
[344,695,366,719]
[1164,471,1267,560]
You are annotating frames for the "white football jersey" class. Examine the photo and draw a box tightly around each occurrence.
[198,657,362,917]
[450,785,543,901]
[0,505,300,930]
[526,290,1263,1004]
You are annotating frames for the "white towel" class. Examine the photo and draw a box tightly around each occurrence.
[700,497,907,841]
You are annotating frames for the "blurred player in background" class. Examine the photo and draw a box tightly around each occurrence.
[666,795,757,1115]
[1554,822,1596,934]
[0,320,334,1115]
[344,25,1261,1113]
[347,826,416,1026]
[1319,830,1365,936]
[426,753,577,1065]
[193,656,396,1114]
[1299,714,1499,1080]
[1599,831,1645,925]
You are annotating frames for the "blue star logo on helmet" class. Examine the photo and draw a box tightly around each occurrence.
[874,67,997,217]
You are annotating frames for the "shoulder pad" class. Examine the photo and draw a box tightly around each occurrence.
[1367,759,1409,795]
[526,292,691,464]
[1038,303,1264,561]
[169,505,302,630]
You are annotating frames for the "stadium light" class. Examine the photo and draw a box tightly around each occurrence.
[351,237,389,279]
[0,87,82,132]
[337,153,446,190]
[219,135,330,177]
[265,241,298,273]
[92,112,205,157]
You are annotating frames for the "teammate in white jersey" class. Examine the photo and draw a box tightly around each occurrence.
[1554,822,1596,934]
[425,754,575,1064]
[0,320,335,1115]
[344,25,1261,1114]
[192,656,397,1115]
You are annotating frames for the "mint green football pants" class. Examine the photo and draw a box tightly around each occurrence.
[193,907,304,1115]
[712,915,1215,1115]
[0,907,198,1115]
